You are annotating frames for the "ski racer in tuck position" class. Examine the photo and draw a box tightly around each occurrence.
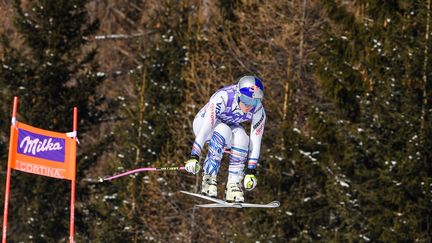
[184,75,266,203]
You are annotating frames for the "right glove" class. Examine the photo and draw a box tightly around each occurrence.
[185,155,200,174]
[243,168,257,191]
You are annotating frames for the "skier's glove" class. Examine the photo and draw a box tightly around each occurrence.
[244,168,257,191]
[185,155,200,174]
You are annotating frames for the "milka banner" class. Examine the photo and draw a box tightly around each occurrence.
[9,122,76,180]
[2,97,78,243]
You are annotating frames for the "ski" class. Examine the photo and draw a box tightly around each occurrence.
[196,201,280,208]
[180,190,280,208]
[180,190,228,204]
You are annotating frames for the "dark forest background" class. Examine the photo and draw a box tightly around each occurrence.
[0,0,431,242]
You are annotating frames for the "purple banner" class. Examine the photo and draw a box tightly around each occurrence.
[17,129,65,163]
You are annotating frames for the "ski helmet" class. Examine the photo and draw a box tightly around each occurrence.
[237,75,264,107]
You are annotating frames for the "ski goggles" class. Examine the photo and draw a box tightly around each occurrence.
[239,94,261,107]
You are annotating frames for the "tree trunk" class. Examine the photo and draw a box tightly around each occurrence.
[298,0,307,83]
[422,0,431,128]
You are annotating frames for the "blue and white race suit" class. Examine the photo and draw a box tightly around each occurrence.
[191,84,266,182]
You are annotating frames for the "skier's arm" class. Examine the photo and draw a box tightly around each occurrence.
[191,92,227,157]
[248,106,266,170]
[185,92,226,174]
[243,106,265,191]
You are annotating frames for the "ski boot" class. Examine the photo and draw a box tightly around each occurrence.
[225,181,244,202]
[201,174,217,197]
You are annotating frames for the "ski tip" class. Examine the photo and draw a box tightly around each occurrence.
[269,201,281,207]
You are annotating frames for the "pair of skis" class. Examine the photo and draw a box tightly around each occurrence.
[180,190,280,208]
[100,166,280,208]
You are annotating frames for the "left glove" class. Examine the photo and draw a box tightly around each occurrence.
[185,155,200,174]
[243,168,257,191]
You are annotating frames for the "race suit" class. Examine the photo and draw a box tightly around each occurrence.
[191,84,266,182]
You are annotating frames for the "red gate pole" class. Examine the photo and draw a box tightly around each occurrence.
[2,96,18,243]
[69,107,77,243]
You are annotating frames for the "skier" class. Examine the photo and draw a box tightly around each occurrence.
[184,75,266,202]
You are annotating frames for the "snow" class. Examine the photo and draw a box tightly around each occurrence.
[339,181,350,188]
[299,149,317,162]
[103,193,118,201]
[162,35,174,43]
[360,234,371,241]
[393,181,402,186]
[293,128,301,134]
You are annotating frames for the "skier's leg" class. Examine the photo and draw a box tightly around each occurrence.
[201,123,232,197]
[225,126,249,202]
[192,113,212,156]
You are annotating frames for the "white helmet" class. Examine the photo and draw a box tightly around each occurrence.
[237,76,264,107]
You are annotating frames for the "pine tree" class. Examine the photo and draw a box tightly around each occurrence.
[0,0,106,241]
[84,1,193,241]
[314,0,432,241]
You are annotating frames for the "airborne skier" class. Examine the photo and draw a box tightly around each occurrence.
[184,75,266,202]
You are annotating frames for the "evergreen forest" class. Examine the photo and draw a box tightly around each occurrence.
[0,0,431,242]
